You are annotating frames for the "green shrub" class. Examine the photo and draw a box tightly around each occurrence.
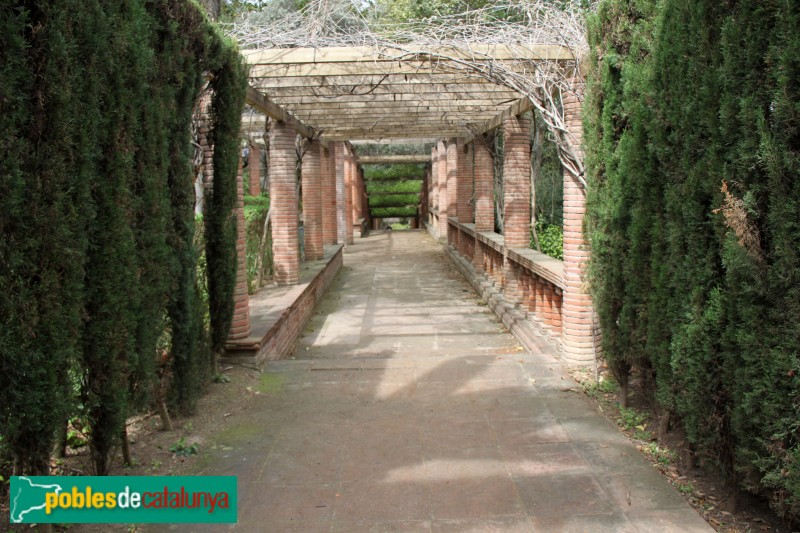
[531,222,563,260]
[586,0,800,520]
[0,0,246,474]
[244,195,272,293]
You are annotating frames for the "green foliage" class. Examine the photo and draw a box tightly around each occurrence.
[586,0,800,520]
[0,0,245,475]
[244,195,273,293]
[532,112,564,227]
[375,0,485,23]
[368,194,419,208]
[531,222,563,260]
[365,165,423,220]
[205,39,248,357]
[642,443,677,467]
[582,376,619,399]
[364,163,425,180]
[616,406,646,431]
[366,180,423,194]
[371,207,418,218]
[169,437,199,457]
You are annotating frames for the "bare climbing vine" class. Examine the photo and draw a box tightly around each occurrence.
[224,0,594,188]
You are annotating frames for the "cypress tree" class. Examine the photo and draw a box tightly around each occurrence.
[585,0,660,406]
[0,0,247,474]
[587,0,800,519]
[206,42,248,359]
[0,1,86,475]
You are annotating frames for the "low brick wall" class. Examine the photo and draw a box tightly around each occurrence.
[446,219,565,358]
[223,244,343,365]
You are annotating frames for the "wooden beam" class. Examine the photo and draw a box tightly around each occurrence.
[324,129,469,140]
[351,138,438,145]
[467,97,535,139]
[260,83,520,98]
[358,155,432,164]
[243,45,575,65]
[242,113,496,128]
[297,110,499,120]
[284,99,514,111]
[252,73,498,90]
[245,85,316,140]
[251,61,467,79]
[273,92,520,105]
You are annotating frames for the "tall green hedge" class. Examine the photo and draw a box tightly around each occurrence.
[586,0,800,520]
[0,0,246,475]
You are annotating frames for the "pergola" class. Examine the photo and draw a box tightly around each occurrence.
[242,45,575,141]
[225,43,595,367]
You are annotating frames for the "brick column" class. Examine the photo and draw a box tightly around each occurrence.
[502,114,531,304]
[350,156,360,225]
[437,139,448,239]
[228,157,251,340]
[248,144,261,196]
[360,167,369,231]
[430,147,438,231]
[321,146,337,245]
[344,148,354,244]
[473,139,494,272]
[561,79,596,365]
[301,140,323,261]
[269,121,299,285]
[457,139,474,224]
[446,139,459,252]
[420,168,429,226]
[334,142,348,245]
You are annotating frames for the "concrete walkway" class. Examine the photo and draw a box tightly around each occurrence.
[183,231,713,532]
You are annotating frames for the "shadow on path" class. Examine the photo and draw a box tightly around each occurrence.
[153,231,712,533]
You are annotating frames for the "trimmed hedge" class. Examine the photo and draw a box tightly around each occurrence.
[0,0,246,475]
[586,0,800,520]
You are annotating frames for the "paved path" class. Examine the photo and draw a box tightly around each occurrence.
[181,231,712,532]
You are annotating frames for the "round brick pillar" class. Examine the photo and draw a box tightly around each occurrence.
[269,121,300,285]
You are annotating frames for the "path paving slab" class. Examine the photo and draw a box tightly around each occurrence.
[152,231,712,532]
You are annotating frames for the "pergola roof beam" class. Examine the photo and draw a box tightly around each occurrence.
[243,45,575,65]
[252,74,501,89]
[289,100,515,110]
[242,45,569,142]
[274,92,520,105]
[259,83,520,98]
[251,60,543,79]
[325,130,469,141]
[245,85,316,140]
[467,97,536,139]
